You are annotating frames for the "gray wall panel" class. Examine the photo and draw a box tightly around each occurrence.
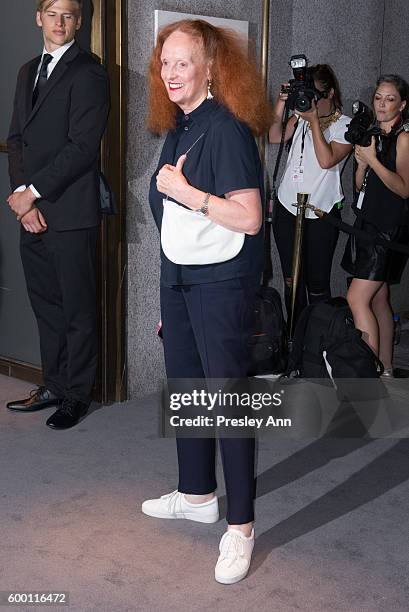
[381,0,409,79]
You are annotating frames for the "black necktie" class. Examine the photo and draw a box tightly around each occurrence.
[32,54,53,107]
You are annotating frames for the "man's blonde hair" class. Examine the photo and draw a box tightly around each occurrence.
[37,0,82,12]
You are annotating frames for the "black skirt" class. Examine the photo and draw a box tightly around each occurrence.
[341,217,409,284]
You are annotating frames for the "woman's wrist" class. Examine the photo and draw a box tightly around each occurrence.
[367,156,380,171]
[308,113,320,129]
[272,98,286,116]
[179,185,210,211]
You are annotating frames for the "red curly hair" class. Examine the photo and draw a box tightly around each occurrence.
[147,19,272,136]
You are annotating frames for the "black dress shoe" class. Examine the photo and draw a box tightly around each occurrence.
[7,386,62,412]
[46,397,88,430]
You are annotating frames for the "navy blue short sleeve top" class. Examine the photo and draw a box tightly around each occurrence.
[149,99,265,286]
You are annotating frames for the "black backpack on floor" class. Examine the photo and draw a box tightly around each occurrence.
[248,286,288,375]
[285,297,383,380]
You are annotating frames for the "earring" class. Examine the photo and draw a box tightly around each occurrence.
[207,79,214,100]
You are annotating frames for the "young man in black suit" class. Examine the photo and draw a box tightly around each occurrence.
[6,0,110,429]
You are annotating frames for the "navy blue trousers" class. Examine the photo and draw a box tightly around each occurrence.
[160,277,258,524]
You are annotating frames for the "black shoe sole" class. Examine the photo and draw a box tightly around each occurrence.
[7,401,62,412]
[46,419,81,430]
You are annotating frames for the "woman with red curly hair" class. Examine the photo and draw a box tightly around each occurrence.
[142,19,271,584]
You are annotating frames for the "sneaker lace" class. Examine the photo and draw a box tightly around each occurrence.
[219,532,245,566]
[165,490,183,515]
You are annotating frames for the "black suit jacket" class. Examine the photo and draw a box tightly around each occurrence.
[7,42,110,230]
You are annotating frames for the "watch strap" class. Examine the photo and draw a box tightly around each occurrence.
[196,192,211,216]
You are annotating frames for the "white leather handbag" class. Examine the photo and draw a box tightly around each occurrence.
[161,198,245,265]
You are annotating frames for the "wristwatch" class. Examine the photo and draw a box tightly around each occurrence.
[195,192,210,216]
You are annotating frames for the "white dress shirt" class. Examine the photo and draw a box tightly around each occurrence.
[16,40,76,199]
[33,40,75,87]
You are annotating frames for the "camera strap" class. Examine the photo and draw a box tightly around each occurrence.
[340,150,353,179]
[299,121,308,167]
[310,207,409,255]
[268,101,291,219]
[263,102,292,285]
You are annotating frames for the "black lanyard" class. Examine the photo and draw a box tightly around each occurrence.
[299,121,308,166]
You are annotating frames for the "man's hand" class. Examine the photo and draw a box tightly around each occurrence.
[20,208,48,233]
[7,188,37,220]
[157,154,188,201]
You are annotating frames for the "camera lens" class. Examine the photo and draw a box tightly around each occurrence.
[295,95,311,112]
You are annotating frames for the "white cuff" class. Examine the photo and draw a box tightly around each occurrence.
[29,184,41,198]
[14,185,26,193]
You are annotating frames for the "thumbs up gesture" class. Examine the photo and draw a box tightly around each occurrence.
[175,154,187,172]
[157,154,188,201]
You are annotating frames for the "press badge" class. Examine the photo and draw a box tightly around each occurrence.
[356,190,365,210]
[292,165,304,182]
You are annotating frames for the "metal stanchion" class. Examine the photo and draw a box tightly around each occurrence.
[289,192,309,341]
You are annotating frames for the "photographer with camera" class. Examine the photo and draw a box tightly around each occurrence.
[269,61,352,322]
[342,75,409,377]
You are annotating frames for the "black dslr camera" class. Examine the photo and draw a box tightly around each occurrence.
[344,101,381,146]
[281,54,328,112]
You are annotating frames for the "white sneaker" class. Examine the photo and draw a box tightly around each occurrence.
[141,490,219,523]
[215,528,255,585]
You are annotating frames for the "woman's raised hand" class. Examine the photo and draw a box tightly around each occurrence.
[278,83,290,103]
[297,100,319,125]
[355,137,377,167]
[157,154,188,200]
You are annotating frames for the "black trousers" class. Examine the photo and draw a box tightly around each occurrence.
[160,277,258,524]
[273,202,340,318]
[274,202,340,294]
[20,226,99,404]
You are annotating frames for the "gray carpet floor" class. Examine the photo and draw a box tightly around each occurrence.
[1,335,409,611]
